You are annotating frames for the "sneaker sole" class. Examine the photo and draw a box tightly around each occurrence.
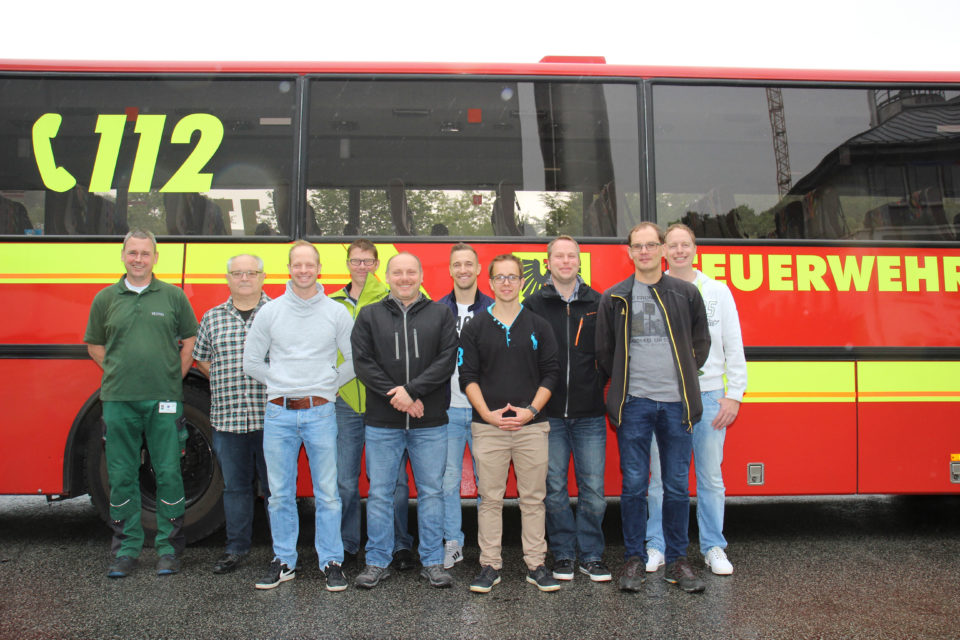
[579,567,612,582]
[355,572,391,589]
[526,576,562,592]
[705,560,734,576]
[325,583,348,592]
[618,578,646,592]
[552,572,574,581]
[663,577,706,593]
[469,576,501,593]
[421,577,454,588]
[255,572,295,590]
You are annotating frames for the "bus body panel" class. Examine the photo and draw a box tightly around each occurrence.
[2,61,959,535]
[0,359,100,494]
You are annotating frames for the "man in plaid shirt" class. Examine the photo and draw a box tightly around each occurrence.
[193,254,271,575]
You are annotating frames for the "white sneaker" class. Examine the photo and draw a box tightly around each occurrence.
[645,548,665,572]
[443,540,463,569]
[704,546,733,575]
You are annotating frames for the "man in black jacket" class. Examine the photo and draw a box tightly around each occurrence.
[351,252,458,589]
[524,236,611,583]
[596,222,710,594]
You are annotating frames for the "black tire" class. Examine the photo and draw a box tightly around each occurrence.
[85,384,225,545]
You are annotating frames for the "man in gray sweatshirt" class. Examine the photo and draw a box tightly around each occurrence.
[243,240,354,593]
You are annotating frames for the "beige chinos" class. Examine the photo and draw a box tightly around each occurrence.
[472,420,550,571]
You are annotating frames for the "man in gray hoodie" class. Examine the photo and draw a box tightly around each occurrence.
[243,240,354,593]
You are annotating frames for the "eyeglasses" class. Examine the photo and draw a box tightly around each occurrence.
[630,242,662,252]
[229,270,262,279]
[492,274,520,283]
[348,258,377,266]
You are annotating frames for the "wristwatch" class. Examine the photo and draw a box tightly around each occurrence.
[525,404,539,417]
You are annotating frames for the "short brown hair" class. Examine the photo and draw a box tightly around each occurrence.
[627,222,664,245]
[488,253,522,278]
[347,238,378,260]
[449,242,478,262]
[288,239,319,264]
[546,235,579,257]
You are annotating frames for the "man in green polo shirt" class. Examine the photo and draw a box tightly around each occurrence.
[84,229,198,578]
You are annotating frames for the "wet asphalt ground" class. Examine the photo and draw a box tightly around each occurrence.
[1,494,958,640]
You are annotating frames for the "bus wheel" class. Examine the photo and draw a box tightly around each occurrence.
[85,385,225,545]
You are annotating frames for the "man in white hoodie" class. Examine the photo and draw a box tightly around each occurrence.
[243,240,355,592]
[645,223,747,577]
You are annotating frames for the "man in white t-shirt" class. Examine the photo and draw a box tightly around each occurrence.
[437,243,492,568]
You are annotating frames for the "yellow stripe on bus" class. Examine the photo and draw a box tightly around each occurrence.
[0,243,185,285]
[0,274,182,284]
[858,362,960,403]
[742,362,855,403]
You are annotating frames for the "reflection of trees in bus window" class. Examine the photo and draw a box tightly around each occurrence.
[306,188,495,237]
[305,79,641,238]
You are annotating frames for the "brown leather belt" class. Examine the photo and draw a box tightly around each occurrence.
[269,396,329,410]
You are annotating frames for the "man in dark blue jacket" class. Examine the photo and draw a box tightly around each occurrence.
[351,252,458,589]
[525,236,610,583]
[437,243,492,569]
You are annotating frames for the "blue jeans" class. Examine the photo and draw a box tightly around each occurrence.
[441,406,476,546]
[335,398,413,555]
[544,415,607,562]
[211,429,269,555]
[647,388,727,552]
[364,425,447,568]
[263,400,342,569]
[617,396,692,564]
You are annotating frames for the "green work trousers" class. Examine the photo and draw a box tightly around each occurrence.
[102,400,186,557]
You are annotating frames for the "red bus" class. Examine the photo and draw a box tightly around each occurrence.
[2,58,959,543]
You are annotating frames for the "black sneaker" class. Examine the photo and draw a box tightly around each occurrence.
[156,554,180,576]
[419,564,454,588]
[213,552,245,575]
[664,557,706,593]
[579,559,612,582]
[526,565,561,592]
[255,559,295,590]
[469,565,501,593]
[552,558,575,581]
[323,562,348,592]
[391,548,417,572]
[619,556,646,592]
[107,555,137,579]
[355,564,391,589]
